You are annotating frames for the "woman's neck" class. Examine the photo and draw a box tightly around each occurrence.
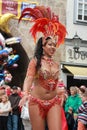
[42,55,53,59]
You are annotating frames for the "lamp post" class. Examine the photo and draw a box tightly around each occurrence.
[73,33,81,53]
[72,33,87,60]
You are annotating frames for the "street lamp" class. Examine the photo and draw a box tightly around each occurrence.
[73,33,82,53]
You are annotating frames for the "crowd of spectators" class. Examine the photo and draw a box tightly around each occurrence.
[0,85,31,130]
[0,83,87,130]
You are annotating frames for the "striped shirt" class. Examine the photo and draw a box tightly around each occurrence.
[78,101,87,125]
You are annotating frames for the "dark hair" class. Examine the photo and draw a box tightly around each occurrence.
[34,37,43,71]
[12,86,18,90]
[34,37,51,71]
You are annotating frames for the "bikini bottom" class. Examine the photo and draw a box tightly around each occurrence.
[29,95,60,118]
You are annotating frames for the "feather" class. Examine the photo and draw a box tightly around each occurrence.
[19,5,67,46]
[19,7,44,22]
[57,22,67,45]
[46,7,52,19]
[19,8,38,22]
[34,6,50,19]
[30,18,49,41]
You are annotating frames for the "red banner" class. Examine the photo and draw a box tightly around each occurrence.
[2,0,18,16]
[0,0,38,19]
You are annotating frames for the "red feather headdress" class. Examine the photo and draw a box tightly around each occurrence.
[19,6,67,46]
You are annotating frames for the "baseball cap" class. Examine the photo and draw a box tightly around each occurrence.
[12,86,18,90]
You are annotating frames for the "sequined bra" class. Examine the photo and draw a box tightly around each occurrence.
[36,57,59,91]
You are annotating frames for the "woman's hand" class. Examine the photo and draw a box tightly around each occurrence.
[9,107,12,112]
[19,95,29,107]
[57,87,66,96]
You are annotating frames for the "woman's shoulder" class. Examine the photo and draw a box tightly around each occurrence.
[29,57,37,65]
[52,58,59,67]
[54,60,59,66]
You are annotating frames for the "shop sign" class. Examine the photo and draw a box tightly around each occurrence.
[0,0,38,19]
[66,46,87,64]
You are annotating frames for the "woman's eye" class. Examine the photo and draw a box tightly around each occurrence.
[53,44,56,47]
[48,43,52,46]
[52,44,56,47]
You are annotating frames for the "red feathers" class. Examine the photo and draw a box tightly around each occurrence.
[19,6,66,46]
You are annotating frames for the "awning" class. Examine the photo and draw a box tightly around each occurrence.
[64,65,87,79]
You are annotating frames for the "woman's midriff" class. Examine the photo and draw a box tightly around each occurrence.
[29,85,60,119]
[30,84,57,100]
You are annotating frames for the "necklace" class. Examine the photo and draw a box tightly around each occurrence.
[42,56,53,65]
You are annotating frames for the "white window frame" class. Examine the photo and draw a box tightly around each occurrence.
[74,0,87,23]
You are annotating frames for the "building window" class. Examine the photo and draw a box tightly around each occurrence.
[75,0,87,23]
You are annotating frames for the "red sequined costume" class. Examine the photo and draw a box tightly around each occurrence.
[19,5,68,130]
[29,95,60,118]
[26,57,60,118]
[37,56,59,91]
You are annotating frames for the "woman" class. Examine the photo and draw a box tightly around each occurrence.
[0,94,11,130]
[64,86,82,114]
[64,86,82,130]
[19,6,67,130]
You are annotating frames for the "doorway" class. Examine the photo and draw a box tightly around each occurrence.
[67,75,87,90]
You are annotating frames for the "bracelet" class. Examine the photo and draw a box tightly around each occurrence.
[23,89,31,95]
[23,91,29,96]
[29,89,32,93]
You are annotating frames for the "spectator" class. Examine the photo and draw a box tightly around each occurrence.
[0,86,5,102]
[77,90,87,130]
[0,94,11,130]
[7,86,21,130]
[57,79,65,88]
[5,86,12,96]
[64,86,82,130]
[78,85,86,98]
[17,87,23,98]
[80,85,86,91]
[17,87,24,130]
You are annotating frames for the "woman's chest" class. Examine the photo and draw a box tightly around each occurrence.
[39,60,59,78]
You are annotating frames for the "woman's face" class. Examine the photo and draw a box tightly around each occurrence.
[2,95,7,103]
[43,39,56,57]
[81,96,87,102]
[70,89,76,95]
